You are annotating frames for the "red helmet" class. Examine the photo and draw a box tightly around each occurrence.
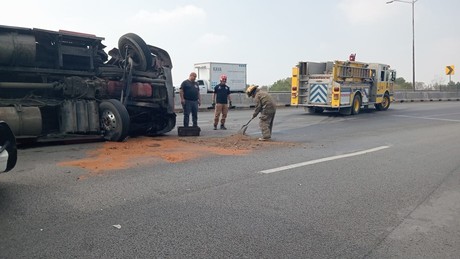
[220,74,227,81]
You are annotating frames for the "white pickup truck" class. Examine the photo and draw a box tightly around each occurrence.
[0,121,17,172]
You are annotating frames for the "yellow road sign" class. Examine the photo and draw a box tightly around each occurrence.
[445,65,455,75]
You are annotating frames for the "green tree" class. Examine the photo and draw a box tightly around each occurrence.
[394,77,412,90]
[446,80,457,91]
[269,77,291,92]
[260,85,269,91]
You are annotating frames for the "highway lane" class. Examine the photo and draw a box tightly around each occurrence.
[1,102,460,258]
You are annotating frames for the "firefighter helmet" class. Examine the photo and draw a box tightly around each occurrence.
[220,74,227,81]
[246,85,258,97]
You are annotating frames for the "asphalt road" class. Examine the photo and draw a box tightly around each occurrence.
[1,102,460,258]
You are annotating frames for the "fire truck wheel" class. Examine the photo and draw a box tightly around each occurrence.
[99,99,130,142]
[381,94,391,110]
[339,108,351,116]
[351,94,362,115]
[375,94,390,111]
[118,33,152,72]
[307,107,324,114]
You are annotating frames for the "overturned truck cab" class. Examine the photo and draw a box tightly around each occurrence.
[0,25,176,142]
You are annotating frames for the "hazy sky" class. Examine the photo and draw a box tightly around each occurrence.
[1,0,459,86]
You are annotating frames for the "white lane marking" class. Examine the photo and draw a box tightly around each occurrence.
[425,112,460,117]
[259,146,390,174]
[393,115,460,122]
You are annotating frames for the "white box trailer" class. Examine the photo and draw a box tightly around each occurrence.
[194,62,247,93]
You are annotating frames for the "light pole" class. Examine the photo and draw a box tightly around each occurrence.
[387,0,418,91]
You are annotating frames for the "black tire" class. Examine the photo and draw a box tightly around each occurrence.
[339,107,352,116]
[99,99,130,141]
[0,122,17,172]
[118,33,152,71]
[307,107,324,114]
[375,94,390,111]
[147,114,177,136]
[351,94,362,115]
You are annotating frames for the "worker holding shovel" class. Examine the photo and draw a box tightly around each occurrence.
[245,85,276,141]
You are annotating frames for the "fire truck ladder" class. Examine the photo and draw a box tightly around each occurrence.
[336,63,372,82]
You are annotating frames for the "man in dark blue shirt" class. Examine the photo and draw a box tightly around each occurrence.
[180,72,201,127]
[212,74,232,130]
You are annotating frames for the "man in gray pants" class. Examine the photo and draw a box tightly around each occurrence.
[179,72,201,127]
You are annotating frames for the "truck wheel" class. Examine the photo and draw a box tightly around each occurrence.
[351,94,362,115]
[307,107,324,114]
[147,114,177,136]
[99,99,130,141]
[339,107,352,116]
[118,33,152,71]
[375,94,390,111]
[381,94,391,110]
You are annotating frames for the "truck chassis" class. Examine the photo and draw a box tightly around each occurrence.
[0,25,176,142]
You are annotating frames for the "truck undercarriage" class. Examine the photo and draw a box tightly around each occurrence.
[0,25,176,142]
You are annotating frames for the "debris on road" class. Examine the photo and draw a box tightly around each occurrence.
[58,134,298,178]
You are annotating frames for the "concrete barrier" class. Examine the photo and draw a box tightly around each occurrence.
[394,91,460,102]
[174,91,460,111]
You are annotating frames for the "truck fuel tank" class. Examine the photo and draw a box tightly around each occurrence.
[0,107,42,136]
[0,32,36,66]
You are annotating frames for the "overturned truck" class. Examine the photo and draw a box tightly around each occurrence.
[0,25,176,142]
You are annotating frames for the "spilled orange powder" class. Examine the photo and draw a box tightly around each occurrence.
[58,134,298,179]
[58,135,249,176]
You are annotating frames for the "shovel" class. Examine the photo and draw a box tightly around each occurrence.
[238,117,255,135]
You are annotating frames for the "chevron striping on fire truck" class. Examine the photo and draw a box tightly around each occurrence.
[291,57,396,115]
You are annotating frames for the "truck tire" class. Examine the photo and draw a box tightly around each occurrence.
[99,99,130,141]
[375,93,391,111]
[339,107,352,116]
[118,33,152,72]
[351,94,362,115]
[147,114,177,136]
[307,107,324,114]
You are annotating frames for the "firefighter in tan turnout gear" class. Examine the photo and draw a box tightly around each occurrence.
[246,85,276,141]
